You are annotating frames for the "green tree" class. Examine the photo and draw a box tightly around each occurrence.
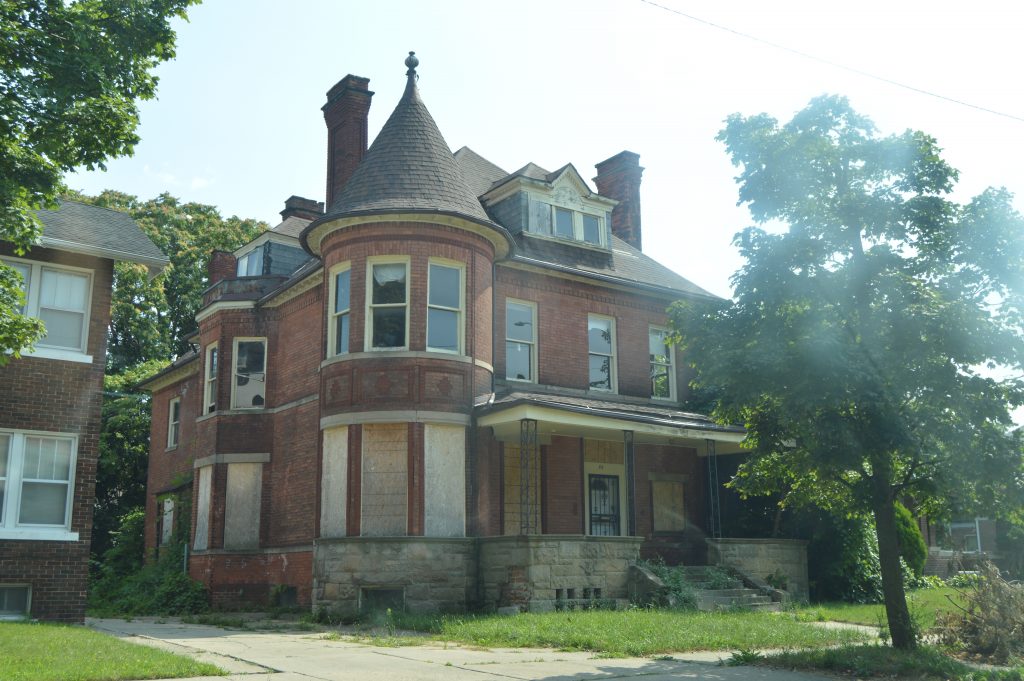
[77,190,267,368]
[0,0,196,360]
[672,96,1024,649]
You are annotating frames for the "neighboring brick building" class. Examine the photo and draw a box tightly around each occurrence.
[1,201,166,622]
[142,55,753,614]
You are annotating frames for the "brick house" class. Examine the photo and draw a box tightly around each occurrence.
[142,56,800,614]
[1,201,167,622]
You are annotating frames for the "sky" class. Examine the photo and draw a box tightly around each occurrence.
[69,0,1024,300]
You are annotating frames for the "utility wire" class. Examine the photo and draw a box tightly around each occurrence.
[638,0,1024,124]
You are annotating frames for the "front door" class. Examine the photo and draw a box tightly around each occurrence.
[588,474,620,536]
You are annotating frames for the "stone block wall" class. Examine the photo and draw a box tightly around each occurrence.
[478,535,641,610]
[314,537,475,615]
[706,538,809,602]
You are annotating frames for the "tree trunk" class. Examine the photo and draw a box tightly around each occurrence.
[871,472,916,649]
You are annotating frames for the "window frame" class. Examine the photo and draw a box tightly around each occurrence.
[235,247,263,277]
[0,256,93,362]
[547,206,606,246]
[230,337,268,410]
[167,397,181,449]
[426,259,465,355]
[365,257,410,352]
[505,298,537,383]
[648,326,676,401]
[0,584,31,621]
[0,429,79,541]
[587,314,617,393]
[203,343,219,414]
[327,262,352,357]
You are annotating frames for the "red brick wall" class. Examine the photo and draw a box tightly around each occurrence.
[472,428,502,536]
[0,246,113,622]
[494,266,688,402]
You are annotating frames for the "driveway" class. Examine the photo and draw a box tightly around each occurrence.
[89,617,841,681]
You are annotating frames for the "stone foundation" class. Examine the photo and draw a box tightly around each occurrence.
[706,538,809,602]
[313,537,475,615]
[478,535,642,611]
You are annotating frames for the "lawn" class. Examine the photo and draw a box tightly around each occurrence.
[801,587,964,630]
[392,609,872,657]
[756,644,1024,681]
[0,622,225,681]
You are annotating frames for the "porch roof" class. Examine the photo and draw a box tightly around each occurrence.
[475,391,746,451]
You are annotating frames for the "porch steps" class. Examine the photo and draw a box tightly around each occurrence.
[684,566,781,612]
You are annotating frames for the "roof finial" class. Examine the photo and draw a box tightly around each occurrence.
[405,51,419,79]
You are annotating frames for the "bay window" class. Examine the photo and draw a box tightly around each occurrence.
[427,261,463,353]
[231,338,267,409]
[330,266,351,355]
[367,260,408,350]
[204,343,218,414]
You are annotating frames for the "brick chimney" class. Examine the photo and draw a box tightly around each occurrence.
[280,195,324,221]
[323,75,373,209]
[207,250,237,285]
[594,151,644,251]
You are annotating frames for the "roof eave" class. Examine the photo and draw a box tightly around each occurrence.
[38,236,168,277]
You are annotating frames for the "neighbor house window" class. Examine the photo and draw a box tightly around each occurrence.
[236,247,262,276]
[367,260,408,350]
[231,338,266,409]
[505,300,536,382]
[427,261,463,353]
[1,258,92,354]
[0,585,30,619]
[651,478,685,533]
[330,265,351,355]
[0,431,77,538]
[649,327,675,400]
[167,397,181,448]
[204,343,218,414]
[587,315,616,391]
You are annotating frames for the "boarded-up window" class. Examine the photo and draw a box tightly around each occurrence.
[503,445,541,535]
[194,466,211,550]
[424,424,465,537]
[361,424,407,536]
[652,479,685,533]
[160,498,174,545]
[320,426,348,538]
[224,463,262,549]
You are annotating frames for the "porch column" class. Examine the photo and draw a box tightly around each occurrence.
[519,419,539,534]
[624,430,636,536]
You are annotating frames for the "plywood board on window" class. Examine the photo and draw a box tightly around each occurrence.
[361,424,408,536]
[584,439,623,465]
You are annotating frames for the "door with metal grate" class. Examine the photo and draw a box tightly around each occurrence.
[588,474,620,536]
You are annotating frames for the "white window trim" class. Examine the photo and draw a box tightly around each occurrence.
[203,343,219,415]
[1,256,94,363]
[0,429,79,541]
[167,397,181,449]
[649,326,676,402]
[230,337,268,410]
[365,256,410,352]
[549,206,606,247]
[587,314,617,393]
[235,248,263,277]
[0,584,31,621]
[327,262,352,357]
[505,298,537,383]
[426,258,465,355]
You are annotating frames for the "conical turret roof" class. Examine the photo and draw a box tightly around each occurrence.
[324,57,491,224]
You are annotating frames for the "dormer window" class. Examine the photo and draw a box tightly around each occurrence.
[236,248,263,277]
[550,206,605,246]
[554,208,574,239]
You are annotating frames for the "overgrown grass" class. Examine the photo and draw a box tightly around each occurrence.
[799,587,962,630]
[0,622,225,681]
[390,609,871,657]
[757,644,1023,680]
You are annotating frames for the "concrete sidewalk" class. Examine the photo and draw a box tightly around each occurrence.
[88,617,840,681]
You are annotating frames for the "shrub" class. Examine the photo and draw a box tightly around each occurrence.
[895,502,927,578]
[935,562,1024,664]
[636,559,697,609]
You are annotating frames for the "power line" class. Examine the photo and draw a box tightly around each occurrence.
[638,0,1024,124]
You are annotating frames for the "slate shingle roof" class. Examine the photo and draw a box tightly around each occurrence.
[270,215,312,238]
[324,76,491,224]
[36,200,167,268]
[453,147,508,198]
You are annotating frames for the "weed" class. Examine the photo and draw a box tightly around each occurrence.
[727,648,764,666]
